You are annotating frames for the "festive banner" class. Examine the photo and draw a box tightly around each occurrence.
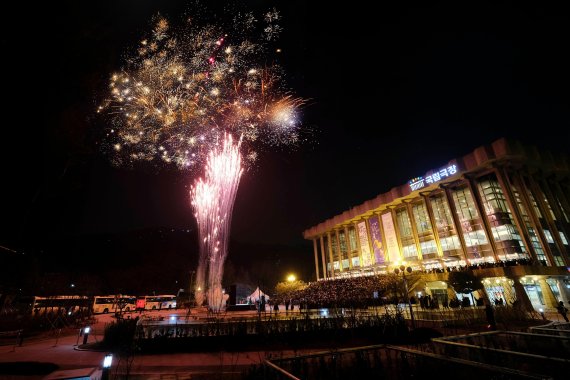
[368,216,385,264]
[381,212,401,262]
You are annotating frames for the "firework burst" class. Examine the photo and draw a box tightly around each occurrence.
[99,8,304,170]
[99,5,304,312]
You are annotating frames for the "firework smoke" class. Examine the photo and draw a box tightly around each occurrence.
[190,134,242,311]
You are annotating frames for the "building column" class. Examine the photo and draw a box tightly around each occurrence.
[539,179,570,264]
[312,238,320,281]
[319,235,327,280]
[344,226,353,270]
[390,207,405,266]
[512,172,555,266]
[376,211,388,267]
[529,176,569,266]
[442,186,470,264]
[404,201,423,263]
[334,229,344,273]
[327,232,335,279]
[353,221,365,269]
[550,181,570,221]
[465,176,500,262]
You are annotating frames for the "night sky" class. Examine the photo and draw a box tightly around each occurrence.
[2,1,570,291]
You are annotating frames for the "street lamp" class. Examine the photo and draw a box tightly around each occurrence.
[287,274,296,282]
[102,353,113,380]
[189,270,195,304]
[82,326,91,345]
[394,265,416,329]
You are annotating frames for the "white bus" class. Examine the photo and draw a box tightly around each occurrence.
[136,295,177,311]
[92,295,136,314]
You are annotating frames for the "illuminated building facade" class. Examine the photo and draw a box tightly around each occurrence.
[304,138,570,311]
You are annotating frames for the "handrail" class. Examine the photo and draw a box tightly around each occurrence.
[263,360,301,380]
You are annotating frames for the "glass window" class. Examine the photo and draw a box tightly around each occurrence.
[553,256,565,266]
[430,192,463,257]
[395,207,418,260]
[511,181,548,265]
[524,177,565,265]
[546,278,562,301]
[348,226,358,252]
[544,229,555,244]
[351,256,360,267]
[539,183,570,256]
[537,183,557,221]
[560,231,569,245]
[477,174,527,261]
[330,234,340,271]
[525,182,543,218]
[339,230,348,259]
[556,196,570,223]
[411,200,437,256]
[451,185,493,262]
[440,235,462,252]
[412,201,432,234]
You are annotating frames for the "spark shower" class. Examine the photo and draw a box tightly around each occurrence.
[191,134,242,311]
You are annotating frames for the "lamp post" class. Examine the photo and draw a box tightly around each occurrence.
[102,353,113,380]
[189,270,195,305]
[394,265,416,329]
[286,274,296,313]
[82,326,90,345]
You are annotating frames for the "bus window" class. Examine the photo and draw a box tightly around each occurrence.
[92,295,136,314]
[143,295,177,310]
[31,295,91,316]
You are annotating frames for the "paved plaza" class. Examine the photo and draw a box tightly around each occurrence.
[0,308,320,379]
[1,307,567,379]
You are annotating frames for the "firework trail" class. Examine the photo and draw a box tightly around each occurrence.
[99,6,303,311]
[99,8,304,170]
[190,134,242,311]
[189,178,216,307]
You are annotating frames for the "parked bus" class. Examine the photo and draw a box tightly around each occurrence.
[31,295,92,316]
[92,295,136,314]
[136,295,177,311]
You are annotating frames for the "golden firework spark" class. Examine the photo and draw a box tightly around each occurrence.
[99,8,304,170]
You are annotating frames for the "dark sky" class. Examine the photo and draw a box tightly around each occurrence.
[2,1,570,280]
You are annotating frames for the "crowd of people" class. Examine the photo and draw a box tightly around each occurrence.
[267,257,569,315]
[419,258,535,274]
[283,275,398,309]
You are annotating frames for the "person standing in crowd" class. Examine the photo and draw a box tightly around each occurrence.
[260,295,266,314]
[556,301,569,322]
[485,301,497,330]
